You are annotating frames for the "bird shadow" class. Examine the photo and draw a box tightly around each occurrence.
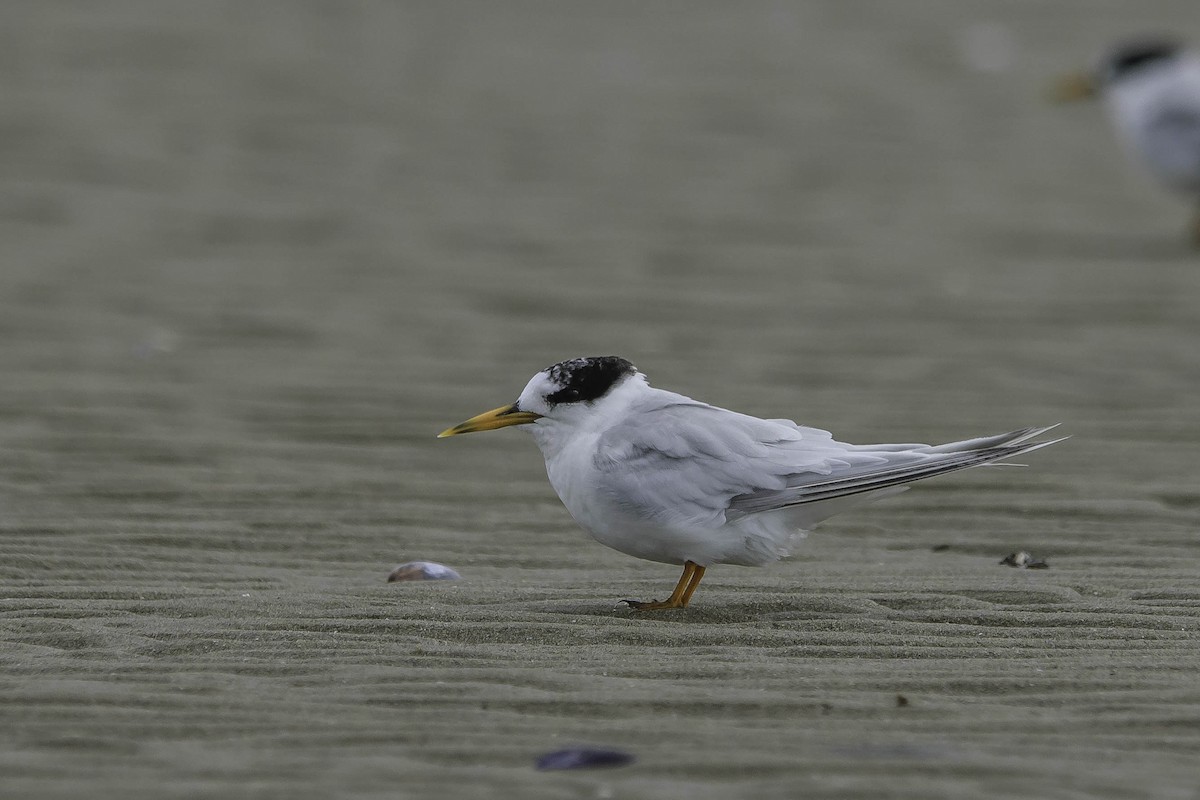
[537,597,863,625]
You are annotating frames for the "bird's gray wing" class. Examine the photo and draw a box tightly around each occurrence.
[594,406,1062,530]
[726,426,1062,516]
[590,402,889,529]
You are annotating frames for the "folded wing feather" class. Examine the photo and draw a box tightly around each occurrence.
[592,402,1060,530]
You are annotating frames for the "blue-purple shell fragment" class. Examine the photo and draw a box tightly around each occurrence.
[535,748,635,771]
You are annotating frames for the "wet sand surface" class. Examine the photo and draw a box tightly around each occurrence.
[3,2,1200,798]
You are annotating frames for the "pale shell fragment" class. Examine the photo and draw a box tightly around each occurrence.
[999,551,1048,569]
[387,561,462,582]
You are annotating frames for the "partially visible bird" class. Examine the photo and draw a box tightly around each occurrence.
[439,356,1064,611]
[1053,39,1200,244]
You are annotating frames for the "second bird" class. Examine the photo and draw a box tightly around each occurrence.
[1054,39,1200,244]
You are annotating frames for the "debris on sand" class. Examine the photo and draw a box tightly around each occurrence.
[534,747,635,771]
[1000,551,1048,569]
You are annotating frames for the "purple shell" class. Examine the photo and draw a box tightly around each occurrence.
[535,748,635,771]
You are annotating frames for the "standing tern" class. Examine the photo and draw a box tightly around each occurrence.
[1053,38,1200,244]
[439,356,1064,611]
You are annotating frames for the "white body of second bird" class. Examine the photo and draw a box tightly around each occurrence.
[1056,39,1200,242]
[1101,45,1200,193]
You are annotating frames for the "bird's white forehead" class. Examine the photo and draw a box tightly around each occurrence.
[520,371,559,400]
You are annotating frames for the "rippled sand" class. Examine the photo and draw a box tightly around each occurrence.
[3,2,1200,798]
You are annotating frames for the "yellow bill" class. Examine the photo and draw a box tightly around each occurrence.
[438,403,542,438]
[1049,71,1097,103]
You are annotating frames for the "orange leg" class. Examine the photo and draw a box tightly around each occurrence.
[623,561,707,611]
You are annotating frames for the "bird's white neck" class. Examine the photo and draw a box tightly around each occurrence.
[526,373,652,458]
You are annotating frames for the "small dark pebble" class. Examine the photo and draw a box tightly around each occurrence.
[1000,551,1049,569]
[387,561,462,582]
[896,694,909,707]
[535,748,635,771]
[931,544,951,552]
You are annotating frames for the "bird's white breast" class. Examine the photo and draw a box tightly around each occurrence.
[527,403,798,568]
[531,424,678,563]
[1105,55,1200,191]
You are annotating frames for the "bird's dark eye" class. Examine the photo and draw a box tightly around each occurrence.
[545,386,583,406]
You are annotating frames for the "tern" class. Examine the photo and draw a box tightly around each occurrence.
[1053,38,1200,244]
[439,356,1063,611]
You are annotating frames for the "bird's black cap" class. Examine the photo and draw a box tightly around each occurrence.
[1101,39,1184,84]
[543,356,637,406]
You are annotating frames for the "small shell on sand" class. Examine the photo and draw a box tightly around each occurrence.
[534,747,635,771]
[387,561,462,582]
[1000,551,1048,569]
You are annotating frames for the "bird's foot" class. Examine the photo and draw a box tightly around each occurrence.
[621,562,707,611]
[621,597,686,611]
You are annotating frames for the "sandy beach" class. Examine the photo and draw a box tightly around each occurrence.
[3,2,1200,797]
